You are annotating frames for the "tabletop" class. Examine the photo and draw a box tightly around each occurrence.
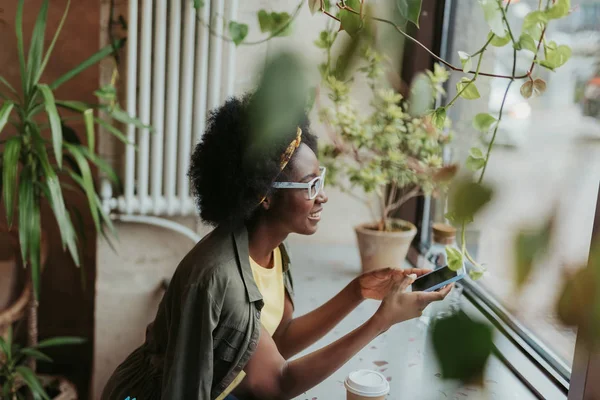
[287,242,538,400]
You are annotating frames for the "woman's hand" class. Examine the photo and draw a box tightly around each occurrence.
[371,274,453,332]
[355,267,432,301]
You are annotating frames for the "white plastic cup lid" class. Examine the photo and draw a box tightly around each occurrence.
[344,369,390,397]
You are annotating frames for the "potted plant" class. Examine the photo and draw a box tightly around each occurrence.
[0,327,82,400]
[0,0,144,396]
[317,40,456,272]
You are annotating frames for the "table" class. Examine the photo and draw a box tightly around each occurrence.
[287,243,539,400]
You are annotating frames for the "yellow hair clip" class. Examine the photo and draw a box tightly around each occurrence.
[279,127,302,172]
[258,127,303,205]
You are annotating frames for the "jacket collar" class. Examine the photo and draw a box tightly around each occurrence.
[232,225,291,305]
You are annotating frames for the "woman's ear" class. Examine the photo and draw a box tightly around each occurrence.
[261,195,272,211]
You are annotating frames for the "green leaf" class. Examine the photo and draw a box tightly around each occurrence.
[309,0,321,14]
[84,109,95,152]
[458,51,472,73]
[0,333,8,357]
[258,10,273,32]
[33,138,79,266]
[110,105,153,131]
[20,348,53,363]
[556,264,600,343]
[446,246,464,271]
[95,117,136,147]
[37,0,71,83]
[518,33,538,53]
[469,147,484,159]
[94,85,117,102]
[473,113,497,133]
[0,101,15,134]
[229,21,249,46]
[520,80,533,98]
[408,72,434,116]
[38,84,63,168]
[18,166,42,299]
[26,0,49,92]
[193,0,205,9]
[514,218,553,289]
[541,44,571,70]
[270,12,293,37]
[469,268,485,280]
[333,32,362,80]
[55,100,90,112]
[248,52,309,161]
[523,10,547,37]
[3,137,22,227]
[488,31,511,47]
[339,0,363,36]
[36,336,86,349]
[478,0,505,37]
[432,312,493,383]
[0,75,18,95]
[431,107,446,129]
[546,0,570,19]
[449,179,493,224]
[16,0,26,92]
[456,78,480,100]
[50,39,125,90]
[533,78,547,96]
[397,0,422,27]
[68,171,117,241]
[466,155,486,172]
[65,144,100,232]
[16,366,51,400]
[78,146,119,185]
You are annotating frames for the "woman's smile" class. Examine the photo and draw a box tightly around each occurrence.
[308,209,323,221]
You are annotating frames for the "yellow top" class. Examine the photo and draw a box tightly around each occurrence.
[215,247,285,399]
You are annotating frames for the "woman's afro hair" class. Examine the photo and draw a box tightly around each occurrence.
[188,94,318,227]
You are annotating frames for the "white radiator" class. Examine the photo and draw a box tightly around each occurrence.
[103,0,239,217]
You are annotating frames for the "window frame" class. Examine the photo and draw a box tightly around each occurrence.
[568,183,600,400]
[404,0,600,397]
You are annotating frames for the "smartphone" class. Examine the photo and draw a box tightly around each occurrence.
[411,265,465,292]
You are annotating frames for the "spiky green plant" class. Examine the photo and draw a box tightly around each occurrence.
[0,0,147,373]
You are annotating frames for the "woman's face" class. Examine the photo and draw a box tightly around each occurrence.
[268,143,328,235]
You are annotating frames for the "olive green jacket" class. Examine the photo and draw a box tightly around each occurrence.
[101,224,295,400]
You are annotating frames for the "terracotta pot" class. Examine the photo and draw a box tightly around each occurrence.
[354,219,417,273]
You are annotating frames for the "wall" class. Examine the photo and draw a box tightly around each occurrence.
[0,1,100,398]
[92,0,376,397]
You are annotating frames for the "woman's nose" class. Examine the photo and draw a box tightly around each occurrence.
[317,188,328,204]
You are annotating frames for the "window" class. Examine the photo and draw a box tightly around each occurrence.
[430,0,600,375]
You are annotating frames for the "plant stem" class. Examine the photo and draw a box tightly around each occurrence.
[332,6,529,80]
[27,274,38,373]
[446,36,492,108]
[528,26,547,74]
[323,10,341,21]
[196,0,304,46]
[479,80,514,185]
[500,5,518,46]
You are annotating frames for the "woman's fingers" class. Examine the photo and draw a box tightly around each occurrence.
[397,273,418,292]
[422,284,454,303]
[403,268,432,277]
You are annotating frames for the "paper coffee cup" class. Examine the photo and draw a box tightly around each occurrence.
[344,369,390,400]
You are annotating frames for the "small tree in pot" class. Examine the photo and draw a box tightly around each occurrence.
[0,0,143,397]
[317,42,456,272]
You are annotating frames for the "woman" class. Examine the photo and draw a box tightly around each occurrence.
[101,95,451,400]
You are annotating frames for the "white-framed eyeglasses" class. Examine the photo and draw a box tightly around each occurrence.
[272,167,326,200]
